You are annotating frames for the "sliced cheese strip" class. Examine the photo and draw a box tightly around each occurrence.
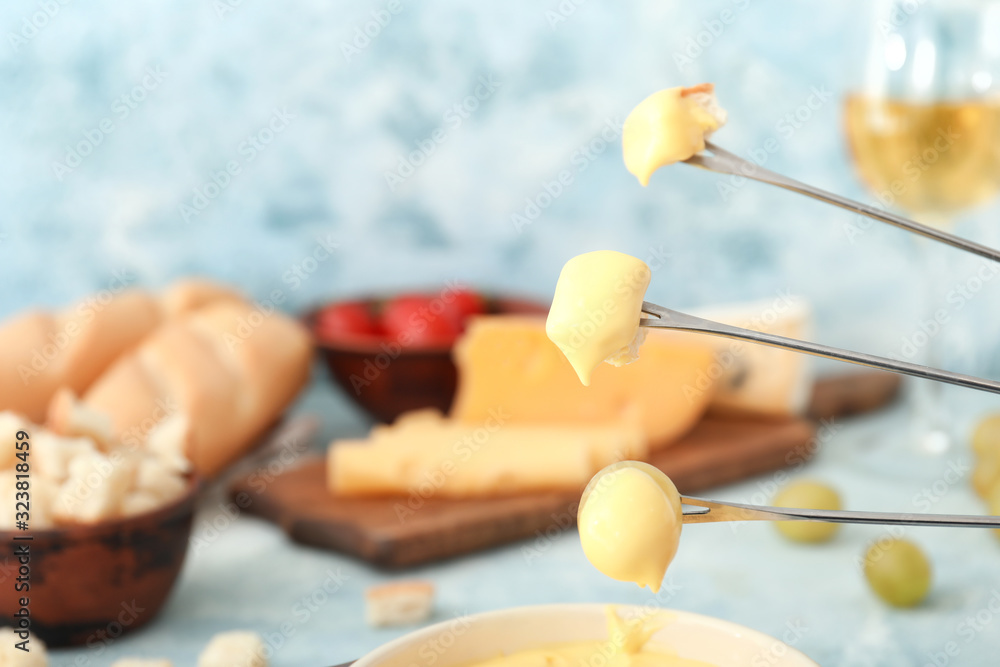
[450,315,717,449]
[692,297,813,417]
[328,411,646,498]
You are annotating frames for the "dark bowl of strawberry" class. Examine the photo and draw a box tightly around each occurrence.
[307,288,548,423]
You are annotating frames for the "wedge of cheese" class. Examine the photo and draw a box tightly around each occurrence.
[692,297,813,417]
[450,316,718,449]
[328,410,646,497]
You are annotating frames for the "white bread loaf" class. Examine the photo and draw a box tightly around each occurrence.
[80,300,312,477]
[0,290,163,422]
[160,278,245,318]
[0,279,246,422]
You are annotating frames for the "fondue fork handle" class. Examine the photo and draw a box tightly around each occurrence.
[641,301,1000,396]
[683,141,1000,264]
[681,496,1000,528]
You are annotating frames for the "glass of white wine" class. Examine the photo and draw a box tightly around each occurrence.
[844,0,1000,455]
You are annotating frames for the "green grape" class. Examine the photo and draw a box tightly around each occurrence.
[863,538,932,607]
[989,486,1000,542]
[972,413,1000,459]
[772,480,841,543]
[972,454,1000,499]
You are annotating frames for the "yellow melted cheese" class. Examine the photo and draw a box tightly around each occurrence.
[578,462,683,592]
[622,84,724,186]
[471,606,713,667]
[466,607,713,667]
[546,251,651,386]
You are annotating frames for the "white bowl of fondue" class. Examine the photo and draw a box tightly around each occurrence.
[353,603,818,667]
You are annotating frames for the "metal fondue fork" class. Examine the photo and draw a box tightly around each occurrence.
[680,496,1000,528]
[684,141,1000,264]
[633,302,1000,528]
[640,301,1000,396]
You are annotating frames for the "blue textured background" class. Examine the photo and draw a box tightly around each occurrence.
[4,0,1000,665]
[4,0,1000,372]
[4,0,1000,369]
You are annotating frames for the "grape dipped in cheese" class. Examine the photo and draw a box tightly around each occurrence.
[578,461,683,592]
[546,251,651,386]
[623,83,727,186]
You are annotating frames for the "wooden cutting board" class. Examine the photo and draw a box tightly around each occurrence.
[231,372,900,568]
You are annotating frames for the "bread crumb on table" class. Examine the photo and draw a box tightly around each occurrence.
[0,627,48,667]
[197,630,268,667]
[365,580,435,627]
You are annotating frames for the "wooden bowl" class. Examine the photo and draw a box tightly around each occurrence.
[308,295,548,423]
[0,475,200,647]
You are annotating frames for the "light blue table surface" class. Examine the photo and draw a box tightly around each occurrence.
[48,376,1000,667]
[5,0,1000,664]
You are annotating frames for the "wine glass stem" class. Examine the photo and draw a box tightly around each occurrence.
[911,234,954,455]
